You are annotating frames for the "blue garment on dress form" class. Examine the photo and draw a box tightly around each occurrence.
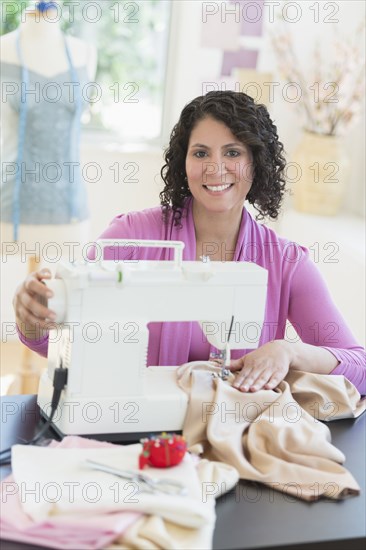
[36,2,59,11]
[0,31,90,240]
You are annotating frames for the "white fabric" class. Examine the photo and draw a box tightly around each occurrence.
[11,444,215,528]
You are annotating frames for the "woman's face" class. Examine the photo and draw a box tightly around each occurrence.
[185,116,253,215]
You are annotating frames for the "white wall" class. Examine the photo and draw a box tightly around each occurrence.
[80,143,164,239]
[277,210,365,346]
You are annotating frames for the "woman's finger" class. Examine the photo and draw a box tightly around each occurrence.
[18,291,56,321]
[264,371,284,390]
[229,357,245,371]
[232,365,256,391]
[16,304,56,333]
[25,272,53,298]
[247,368,274,392]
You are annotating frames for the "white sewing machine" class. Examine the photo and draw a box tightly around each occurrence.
[37,240,268,440]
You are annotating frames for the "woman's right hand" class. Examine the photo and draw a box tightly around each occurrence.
[13,268,56,340]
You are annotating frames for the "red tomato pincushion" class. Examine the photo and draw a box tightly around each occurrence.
[139,432,187,469]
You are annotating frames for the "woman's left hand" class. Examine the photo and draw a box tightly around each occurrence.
[230,340,293,392]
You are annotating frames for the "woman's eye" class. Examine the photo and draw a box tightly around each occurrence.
[226,150,240,158]
[194,151,207,158]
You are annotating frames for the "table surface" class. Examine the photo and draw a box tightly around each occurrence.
[1,395,365,550]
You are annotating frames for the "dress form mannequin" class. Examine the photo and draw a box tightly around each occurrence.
[0,1,97,392]
[1,3,97,78]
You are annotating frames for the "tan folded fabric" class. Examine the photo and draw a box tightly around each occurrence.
[285,370,366,420]
[110,514,214,550]
[177,362,366,502]
[108,460,239,550]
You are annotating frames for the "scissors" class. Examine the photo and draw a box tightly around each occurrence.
[85,459,188,496]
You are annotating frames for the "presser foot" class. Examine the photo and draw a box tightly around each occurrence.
[211,368,231,380]
[209,352,231,380]
[219,368,231,380]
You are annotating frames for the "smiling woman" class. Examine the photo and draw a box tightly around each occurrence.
[14,90,366,395]
[160,91,287,229]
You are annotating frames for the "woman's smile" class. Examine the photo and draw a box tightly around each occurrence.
[203,183,234,194]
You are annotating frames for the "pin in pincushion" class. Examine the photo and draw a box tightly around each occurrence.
[139,432,187,469]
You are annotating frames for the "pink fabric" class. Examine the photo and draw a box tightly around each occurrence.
[18,199,366,394]
[0,436,141,550]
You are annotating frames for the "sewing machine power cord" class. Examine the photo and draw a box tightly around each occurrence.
[0,366,68,466]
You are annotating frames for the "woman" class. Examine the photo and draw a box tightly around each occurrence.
[14,91,366,394]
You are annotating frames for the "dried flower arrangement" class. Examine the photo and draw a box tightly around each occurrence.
[271,22,365,136]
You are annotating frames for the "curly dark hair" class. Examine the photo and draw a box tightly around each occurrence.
[159,90,287,226]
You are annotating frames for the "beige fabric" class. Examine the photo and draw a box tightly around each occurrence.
[108,514,214,550]
[177,362,366,501]
[105,459,239,550]
[285,369,366,420]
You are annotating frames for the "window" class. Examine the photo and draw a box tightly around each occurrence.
[1,0,172,142]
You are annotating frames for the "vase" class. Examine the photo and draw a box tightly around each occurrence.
[290,131,350,216]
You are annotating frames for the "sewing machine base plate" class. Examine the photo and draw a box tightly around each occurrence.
[40,409,182,444]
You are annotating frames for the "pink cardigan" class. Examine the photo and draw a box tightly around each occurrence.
[19,199,366,394]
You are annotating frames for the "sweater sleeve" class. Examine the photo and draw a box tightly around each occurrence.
[16,325,49,358]
[288,249,366,395]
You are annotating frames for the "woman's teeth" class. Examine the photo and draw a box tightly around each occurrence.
[204,183,232,192]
